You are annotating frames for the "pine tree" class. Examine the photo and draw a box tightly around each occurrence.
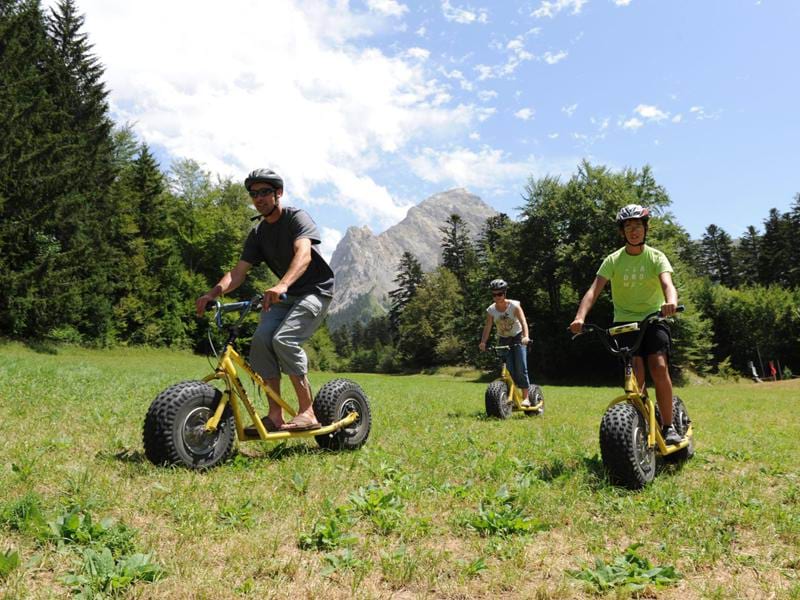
[388,251,423,332]
[440,213,476,289]
[699,224,738,286]
[758,208,793,287]
[735,225,761,286]
[0,0,117,340]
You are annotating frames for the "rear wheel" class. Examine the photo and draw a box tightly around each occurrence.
[599,402,656,489]
[665,395,694,462]
[485,380,512,419]
[143,381,235,469]
[314,379,371,450]
[524,384,544,416]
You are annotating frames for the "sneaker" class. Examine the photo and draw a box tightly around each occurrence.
[662,425,682,446]
[521,398,531,408]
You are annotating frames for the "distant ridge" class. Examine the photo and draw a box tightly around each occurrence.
[327,188,497,330]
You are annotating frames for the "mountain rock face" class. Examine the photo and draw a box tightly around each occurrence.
[327,188,497,330]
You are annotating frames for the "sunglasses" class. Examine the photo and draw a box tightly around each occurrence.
[249,188,275,198]
[492,292,505,297]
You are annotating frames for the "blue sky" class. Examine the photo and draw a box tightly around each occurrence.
[72,0,799,258]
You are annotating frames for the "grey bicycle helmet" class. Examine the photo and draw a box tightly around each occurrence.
[489,278,508,291]
[616,204,650,226]
[244,168,284,191]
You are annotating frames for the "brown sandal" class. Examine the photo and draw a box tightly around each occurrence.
[280,414,321,431]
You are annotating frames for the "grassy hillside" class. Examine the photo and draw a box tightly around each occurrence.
[0,342,797,598]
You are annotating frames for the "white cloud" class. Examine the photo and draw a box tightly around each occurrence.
[442,0,489,24]
[561,103,578,117]
[689,105,721,120]
[416,25,427,36]
[439,67,474,91]
[469,132,481,140]
[76,0,486,228]
[366,0,408,17]
[614,0,632,6]
[514,107,535,120]
[672,114,683,123]
[622,117,644,130]
[634,104,669,121]
[407,145,574,190]
[478,89,498,102]
[319,226,343,262]
[542,50,568,64]
[405,47,430,60]
[474,35,533,80]
[532,0,588,18]
[548,133,560,139]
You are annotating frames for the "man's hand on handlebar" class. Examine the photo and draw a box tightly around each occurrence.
[262,283,289,312]
[521,336,530,345]
[478,341,487,352]
[195,293,219,317]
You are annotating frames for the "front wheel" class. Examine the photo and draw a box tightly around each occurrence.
[485,380,512,419]
[599,402,656,489]
[314,379,372,450]
[143,381,235,469]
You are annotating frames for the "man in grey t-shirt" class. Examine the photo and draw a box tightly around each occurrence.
[196,168,334,432]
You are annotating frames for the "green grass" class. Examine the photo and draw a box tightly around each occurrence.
[0,341,798,598]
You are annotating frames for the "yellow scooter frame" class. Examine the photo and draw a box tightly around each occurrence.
[496,362,544,414]
[606,363,693,456]
[201,342,358,442]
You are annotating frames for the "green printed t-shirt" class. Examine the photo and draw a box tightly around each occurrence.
[597,245,673,322]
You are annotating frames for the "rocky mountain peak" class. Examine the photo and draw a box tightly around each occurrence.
[327,188,497,330]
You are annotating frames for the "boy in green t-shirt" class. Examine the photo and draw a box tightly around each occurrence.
[569,204,682,445]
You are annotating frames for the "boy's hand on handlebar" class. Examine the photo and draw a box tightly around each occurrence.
[262,284,289,311]
[478,341,486,352]
[521,336,530,345]
[660,302,677,317]
[569,319,584,334]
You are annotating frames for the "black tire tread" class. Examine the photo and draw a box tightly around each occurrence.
[142,380,234,469]
[524,384,545,417]
[485,380,511,419]
[599,402,655,489]
[313,378,372,451]
[666,395,695,463]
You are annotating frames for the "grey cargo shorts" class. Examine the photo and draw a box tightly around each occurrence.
[249,293,331,379]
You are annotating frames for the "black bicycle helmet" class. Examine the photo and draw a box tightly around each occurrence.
[244,168,284,191]
[489,278,508,292]
[616,204,650,226]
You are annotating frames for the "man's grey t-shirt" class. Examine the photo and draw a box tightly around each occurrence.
[240,206,335,298]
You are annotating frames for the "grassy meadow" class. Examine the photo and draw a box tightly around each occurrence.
[0,341,798,599]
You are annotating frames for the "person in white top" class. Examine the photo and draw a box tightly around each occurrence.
[479,278,533,406]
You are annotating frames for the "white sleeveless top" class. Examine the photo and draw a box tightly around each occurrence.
[486,299,522,337]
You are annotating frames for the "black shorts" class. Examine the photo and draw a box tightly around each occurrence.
[611,320,671,359]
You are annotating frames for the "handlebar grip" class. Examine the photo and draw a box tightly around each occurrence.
[676,305,685,313]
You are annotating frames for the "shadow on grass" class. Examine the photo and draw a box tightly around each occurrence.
[101,448,148,464]
[581,454,612,490]
[448,410,486,419]
[25,340,60,355]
